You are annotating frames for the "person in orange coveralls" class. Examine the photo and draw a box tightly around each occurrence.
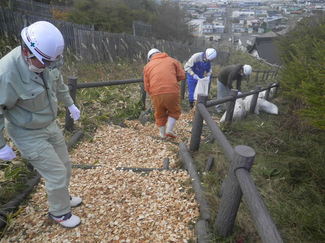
[143,48,185,139]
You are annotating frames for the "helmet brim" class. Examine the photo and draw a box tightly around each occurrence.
[21,27,45,64]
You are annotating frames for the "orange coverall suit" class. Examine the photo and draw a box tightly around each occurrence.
[143,53,185,127]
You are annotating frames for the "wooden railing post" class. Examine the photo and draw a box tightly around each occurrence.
[254,71,259,83]
[208,75,212,95]
[65,77,77,132]
[140,83,146,110]
[273,83,279,97]
[236,169,283,243]
[189,95,208,151]
[264,84,271,100]
[181,79,186,100]
[274,70,278,79]
[261,71,266,81]
[214,145,256,236]
[225,89,238,124]
[249,86,261,114]
[265,71,270,81]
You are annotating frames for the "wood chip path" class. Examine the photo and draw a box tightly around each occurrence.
[1,112,203,243]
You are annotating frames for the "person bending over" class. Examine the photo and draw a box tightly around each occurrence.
[143,48,185,139]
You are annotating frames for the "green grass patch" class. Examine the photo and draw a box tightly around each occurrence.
[0,161,35,205]
[57,59,146,136]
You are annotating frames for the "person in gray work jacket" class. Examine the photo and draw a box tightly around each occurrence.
[215,64,252,112]
[0,21,82,228]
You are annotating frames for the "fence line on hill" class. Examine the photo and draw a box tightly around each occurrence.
[8,0,71,18]
[0,7,230,64]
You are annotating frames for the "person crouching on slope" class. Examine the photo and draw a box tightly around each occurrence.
[215,64,252,113]
[143,49,185,139]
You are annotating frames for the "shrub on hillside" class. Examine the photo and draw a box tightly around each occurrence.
[277,14,325,130]
[66,0,192,42]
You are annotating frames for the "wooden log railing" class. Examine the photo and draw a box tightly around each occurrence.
[183,94,283,243]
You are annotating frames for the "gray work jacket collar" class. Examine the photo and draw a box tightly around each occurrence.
[16,47,46,87]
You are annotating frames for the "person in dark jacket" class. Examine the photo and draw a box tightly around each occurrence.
[215,64,252,112]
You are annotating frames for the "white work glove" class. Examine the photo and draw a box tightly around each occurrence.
[0,145,16,161]
[68,104,80,121]
[193,74,199,80]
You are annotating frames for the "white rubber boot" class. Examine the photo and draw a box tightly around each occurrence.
[159,126,166,138]
[166,117,177,138]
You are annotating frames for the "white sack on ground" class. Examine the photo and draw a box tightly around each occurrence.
[243,95,260,114]
[270,84,277,97]
[220,98,247,123]
[194,77,210,100]
[220,94,279,123]
[258,90,266,99]
[259,84,277,99]
[258,98,278,114]
[243,95,278,115]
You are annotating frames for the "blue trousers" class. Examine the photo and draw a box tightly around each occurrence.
[187,73,198,103]
[216,79,231,111]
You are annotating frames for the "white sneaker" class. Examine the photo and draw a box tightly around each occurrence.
[49,212,81,228]
[70,196,82,207]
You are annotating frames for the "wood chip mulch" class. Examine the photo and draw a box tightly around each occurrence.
[1,111,202,243]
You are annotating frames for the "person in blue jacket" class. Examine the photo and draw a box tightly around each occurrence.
[184,48,217,108]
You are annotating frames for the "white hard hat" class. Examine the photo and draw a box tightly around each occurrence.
[205,48,217,61]
[147,48,161,61]
[243,64,252,75]
[21,21,64,64]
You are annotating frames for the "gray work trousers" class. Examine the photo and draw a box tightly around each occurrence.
[6,121,71,216]
[216,79,231,111]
